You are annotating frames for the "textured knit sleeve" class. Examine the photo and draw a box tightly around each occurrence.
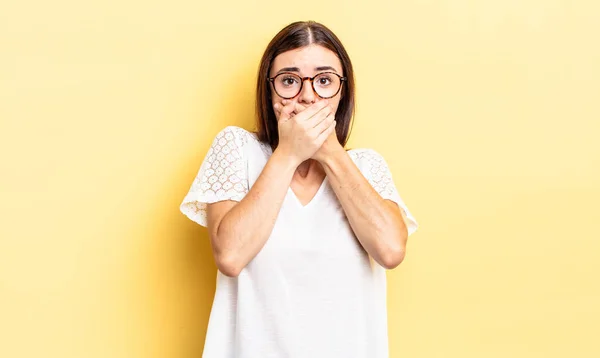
[180,126,250,227]
[350,149,419,236]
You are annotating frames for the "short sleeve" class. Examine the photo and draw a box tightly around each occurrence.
[180,126,250,227]
[350,149,419,236]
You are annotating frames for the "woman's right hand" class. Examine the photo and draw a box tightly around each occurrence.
[273,99,337,166]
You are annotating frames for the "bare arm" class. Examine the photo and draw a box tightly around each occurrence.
[206,148,296,277]
[320,148,408,269]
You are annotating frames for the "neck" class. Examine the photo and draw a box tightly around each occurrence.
[296,159,319,178]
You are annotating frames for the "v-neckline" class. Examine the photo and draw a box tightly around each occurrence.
[288,176,329,209]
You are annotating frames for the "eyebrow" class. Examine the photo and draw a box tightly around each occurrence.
[276,66,340,74]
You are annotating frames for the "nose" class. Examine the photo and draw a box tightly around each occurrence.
[297,78,317,104]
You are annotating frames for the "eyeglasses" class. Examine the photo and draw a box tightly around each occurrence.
[267,72,347,99]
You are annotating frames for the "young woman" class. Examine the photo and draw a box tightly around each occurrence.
[181,20,419,358]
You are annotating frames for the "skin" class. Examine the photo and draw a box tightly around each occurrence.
[206,44,408,277]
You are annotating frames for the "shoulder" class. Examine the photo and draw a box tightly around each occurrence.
[347,148,388,167]
[347,148,395,182]
[212,125,254,144]
[210,125,264,150]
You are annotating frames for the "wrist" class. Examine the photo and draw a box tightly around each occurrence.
[272,147,301,173]
[318,145,346,168]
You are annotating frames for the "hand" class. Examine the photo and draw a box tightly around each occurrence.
[273,99,336,166]
[275,100,342,163]
[311,120,343,163]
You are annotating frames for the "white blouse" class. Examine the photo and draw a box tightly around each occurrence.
[180,126,419,358]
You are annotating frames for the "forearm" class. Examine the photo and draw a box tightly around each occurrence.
[215,148,297,271]
[321,149,408,269]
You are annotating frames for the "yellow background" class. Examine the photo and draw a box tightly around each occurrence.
[1,0,599,357]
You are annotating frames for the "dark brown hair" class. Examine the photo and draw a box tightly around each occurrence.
[255,21,356,151]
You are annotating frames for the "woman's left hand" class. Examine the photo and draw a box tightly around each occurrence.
[279,99,343,163]
[311,124,343,163]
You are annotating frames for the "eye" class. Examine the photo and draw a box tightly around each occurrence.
[279,75,299,87]
[316,74,333,86]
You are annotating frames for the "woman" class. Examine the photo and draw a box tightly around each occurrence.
[181,21,419,358]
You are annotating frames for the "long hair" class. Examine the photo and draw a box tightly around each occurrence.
[255,21,356,151]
